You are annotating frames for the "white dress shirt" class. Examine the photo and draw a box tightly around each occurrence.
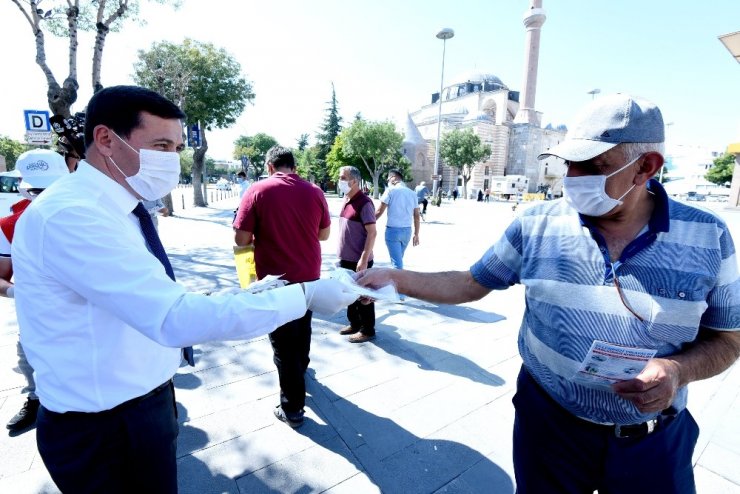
[12,162,306,413]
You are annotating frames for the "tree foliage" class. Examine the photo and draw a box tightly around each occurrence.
[296,133,309,151]
[134,38,253,206]
[440,128,491,199]
[326,133,366,183]
[233,133,278,179]
[9,0,179,117]
[295,146,321,182]
[0,136,30,171]
[338,120,407,198]
[313,83,342,188]
[705,153,735,186]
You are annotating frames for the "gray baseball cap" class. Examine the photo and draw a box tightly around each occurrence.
[538,94,664,161]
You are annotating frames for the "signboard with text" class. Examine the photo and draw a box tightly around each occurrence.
[23,109,53,145]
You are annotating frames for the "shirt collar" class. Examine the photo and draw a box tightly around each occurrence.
[76,161,140,215]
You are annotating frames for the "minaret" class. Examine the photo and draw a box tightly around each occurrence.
[513,0,546,125]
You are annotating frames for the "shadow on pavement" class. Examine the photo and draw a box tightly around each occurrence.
[369,308,506,387]
[305,371,514,493]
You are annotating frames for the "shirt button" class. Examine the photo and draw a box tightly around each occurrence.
[659,288,667,296]
[678,291,686,298]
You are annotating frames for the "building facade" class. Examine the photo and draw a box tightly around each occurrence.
[405,71,567,197]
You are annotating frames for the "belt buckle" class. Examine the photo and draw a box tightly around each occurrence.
[614,418,657,438]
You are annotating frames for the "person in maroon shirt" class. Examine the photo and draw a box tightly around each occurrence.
[336,166,377,343]
[233,146,330,428]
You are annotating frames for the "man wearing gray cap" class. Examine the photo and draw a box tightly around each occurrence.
[357,93,740,493]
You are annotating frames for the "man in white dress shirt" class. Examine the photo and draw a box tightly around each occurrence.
[11,86,356,493]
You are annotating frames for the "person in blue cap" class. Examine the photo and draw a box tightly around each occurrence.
[358,93,740,494]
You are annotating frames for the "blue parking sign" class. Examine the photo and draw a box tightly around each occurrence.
[24,110,51,132]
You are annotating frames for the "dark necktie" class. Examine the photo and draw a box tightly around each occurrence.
[132,203,195,366]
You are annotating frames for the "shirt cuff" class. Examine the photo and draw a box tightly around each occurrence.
[272,283,308,326]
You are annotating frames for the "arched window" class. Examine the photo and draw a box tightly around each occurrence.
[482,99,497,122]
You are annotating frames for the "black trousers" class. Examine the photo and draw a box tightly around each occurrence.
[269,310,313,414]
[340,259,375,336]
[513,367,698,493]
[36,381,179,494]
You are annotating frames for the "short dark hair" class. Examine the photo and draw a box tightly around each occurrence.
[237,171,247,178]
[84,86,185,149]
[265,146,295,169]
[388,169,403,181]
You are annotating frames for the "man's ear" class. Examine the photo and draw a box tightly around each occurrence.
[637,152,664,183]
[93,125,115,157]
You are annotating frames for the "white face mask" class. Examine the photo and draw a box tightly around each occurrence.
[562,154,641,217]
[338,179,351,194]
[109,131,181,201]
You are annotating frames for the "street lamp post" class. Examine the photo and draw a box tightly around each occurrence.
[432,28,454,204]
[587,88,601,100]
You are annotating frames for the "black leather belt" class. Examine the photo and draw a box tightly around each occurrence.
[613,418,658,438]
[116,380,173,411]
[42,380,173,416]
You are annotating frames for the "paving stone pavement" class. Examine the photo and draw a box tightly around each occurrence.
[0,190,738,493]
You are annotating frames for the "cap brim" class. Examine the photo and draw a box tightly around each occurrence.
[538,139,618,161]
[20,177,58,189]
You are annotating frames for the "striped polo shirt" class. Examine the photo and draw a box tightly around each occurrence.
[471,180,740,425]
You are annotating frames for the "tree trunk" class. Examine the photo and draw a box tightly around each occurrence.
[192,127,208,207]
[372,171,381,199]
[92,0,129,93]
[461,165,471,200]
[162,192,174,215]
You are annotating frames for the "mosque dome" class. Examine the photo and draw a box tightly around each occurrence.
[434,70,509,104]
[447,71,507,90]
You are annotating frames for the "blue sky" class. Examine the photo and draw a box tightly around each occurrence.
[0,0,738,165]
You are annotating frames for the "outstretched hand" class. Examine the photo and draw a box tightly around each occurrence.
[612,358,681,414]
[303,278,359,316]
[354,268,397,305]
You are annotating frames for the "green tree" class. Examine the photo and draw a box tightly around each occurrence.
[440,128,491,199]
[314,83,342,188]
[233,133,279,179]
[705,153,735,186]
[295,146,320,182]
[296,133,309,151]
[340,120,406,198]
[134,38,253,207]
[326,133,366,184]
[0,136,30,171]
[9,0,179,118]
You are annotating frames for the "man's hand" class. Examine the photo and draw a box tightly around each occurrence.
[612,358,681,414]
[356,258,368,272]
[355,268,397,305]
[303,279,358,315]
[355,268,396,290]
[412,234,419,247]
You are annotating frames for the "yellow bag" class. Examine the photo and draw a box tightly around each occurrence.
[233,245,257,288]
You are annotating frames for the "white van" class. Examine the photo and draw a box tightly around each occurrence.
[0,169,22,216]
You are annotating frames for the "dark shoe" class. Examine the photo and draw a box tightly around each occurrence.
[7,398,40,432]
[339,325,361,335]
[274,405,304,428]
[349,333,376,343]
